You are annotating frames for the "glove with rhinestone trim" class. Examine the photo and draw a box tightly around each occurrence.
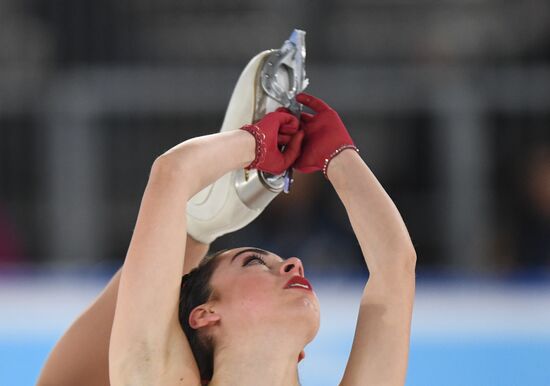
[240,111,304,175]
[293,93,358,177]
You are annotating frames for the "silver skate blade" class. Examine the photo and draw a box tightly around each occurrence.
[260,29,308,193]
[261,29,308,113]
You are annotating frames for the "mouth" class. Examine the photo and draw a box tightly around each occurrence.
[284,276,313,292]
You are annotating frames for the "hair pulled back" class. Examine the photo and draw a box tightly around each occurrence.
[178,249,228,382]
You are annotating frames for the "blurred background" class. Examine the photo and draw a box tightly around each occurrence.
[1,0,549,385]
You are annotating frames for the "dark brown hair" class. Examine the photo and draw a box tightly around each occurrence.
[178,249,229,381]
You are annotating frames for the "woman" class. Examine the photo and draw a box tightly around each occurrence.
[39,93,416,386]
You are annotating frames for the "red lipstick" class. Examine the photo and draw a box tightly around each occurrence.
[284,276,313,292]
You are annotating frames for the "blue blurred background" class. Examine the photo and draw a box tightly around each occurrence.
[1,0,550,385]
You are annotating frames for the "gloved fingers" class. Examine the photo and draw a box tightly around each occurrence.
[300,117,324,134]
[278,133,292,144]
[275,111,300,127]
[279,122,300,135]
[300,112,315,122]
[296,93,332,113]
[275,107,292,114]
[282,130,305,166]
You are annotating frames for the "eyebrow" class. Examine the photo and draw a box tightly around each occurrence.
[230,248,270,264]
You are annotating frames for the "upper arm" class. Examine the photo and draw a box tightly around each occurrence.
[37,236,208,386]
[339,267,415,386]
[109,159,200,385]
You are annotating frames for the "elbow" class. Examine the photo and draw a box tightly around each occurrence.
[152,138,199,176]
[151,152,188,177]
[149,152,194,192]
[396,241,417,273]
[375,246,417,276]
[394,238,417,274]
[150,148,201,196]
[384,247,416,275]
[403,248,417,273]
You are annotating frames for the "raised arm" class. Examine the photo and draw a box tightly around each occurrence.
[37,235,208,386]
[294,93,416,386]
[109,112,303,385]
[329,151,415,386]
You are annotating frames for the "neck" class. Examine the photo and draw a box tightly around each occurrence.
[208,331,302,386]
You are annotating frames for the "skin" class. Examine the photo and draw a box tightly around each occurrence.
[37,235,209,386]
[191,248,320,386]
[328,150,416,385]
[40,98,416,385]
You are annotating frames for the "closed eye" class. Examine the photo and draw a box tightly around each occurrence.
[243,255,267,267]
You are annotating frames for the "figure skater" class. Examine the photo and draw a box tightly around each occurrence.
[38,93,416,386]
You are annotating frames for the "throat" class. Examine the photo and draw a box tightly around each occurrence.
[208,341,302,386]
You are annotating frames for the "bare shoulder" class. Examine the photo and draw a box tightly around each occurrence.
[339,269,415,386]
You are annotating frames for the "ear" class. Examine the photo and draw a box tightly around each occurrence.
[298,350,306,363]
[189,304,221,329]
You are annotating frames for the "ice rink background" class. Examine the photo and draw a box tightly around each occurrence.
[1,273,549,386]
[1,2,550,385]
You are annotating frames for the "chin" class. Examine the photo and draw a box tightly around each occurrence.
[289,291,320,316]
[304,320,320,343]
[285,299,321,342]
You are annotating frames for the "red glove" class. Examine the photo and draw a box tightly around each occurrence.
[240,111,304,175]
[293,93,358,177]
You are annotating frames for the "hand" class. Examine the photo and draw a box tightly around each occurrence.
[293,93,357,176]
[240,111,304,175]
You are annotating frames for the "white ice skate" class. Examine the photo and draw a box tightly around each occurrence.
[186,29,308,244]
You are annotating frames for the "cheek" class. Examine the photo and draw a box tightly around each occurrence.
[225,275,280,314]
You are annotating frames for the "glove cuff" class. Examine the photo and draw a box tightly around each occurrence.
[240,124,267,170]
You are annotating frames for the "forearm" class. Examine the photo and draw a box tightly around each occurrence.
[327,150,416,274]
[158,130,255,198]
[37,235,208,386]
[329,150,415,384]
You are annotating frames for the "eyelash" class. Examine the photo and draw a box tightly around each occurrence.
[243,254,267,267]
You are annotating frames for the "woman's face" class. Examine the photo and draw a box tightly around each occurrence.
[206,247,320,342]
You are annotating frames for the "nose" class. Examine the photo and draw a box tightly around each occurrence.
[280,257,304,277]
